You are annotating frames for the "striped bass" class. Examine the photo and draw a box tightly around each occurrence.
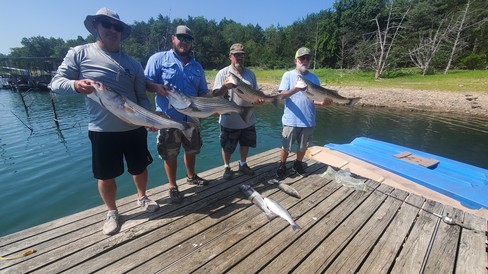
[269,179,301,199]
[239,184,277,221]
[228,71,281,107]
[297,75,360,107]
[166,87,251,121]
[263,197,301,231]
[87,81,194,140]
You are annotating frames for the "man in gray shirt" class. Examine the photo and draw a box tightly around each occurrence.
[50,7,158,235]
[212,43,264,180]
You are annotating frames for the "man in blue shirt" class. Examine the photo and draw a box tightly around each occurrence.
[145,25,209,203]
[276,47,332,180]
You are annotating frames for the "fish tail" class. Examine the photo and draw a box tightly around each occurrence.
[271,97,279,107]
[181,125,194,141]
[347,98,361,107]
[291,223,301,231]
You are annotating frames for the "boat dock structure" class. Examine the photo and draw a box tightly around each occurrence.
[1,148,487,273]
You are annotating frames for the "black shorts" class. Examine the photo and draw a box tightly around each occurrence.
[89,127,153,180]
[220,125,256,154]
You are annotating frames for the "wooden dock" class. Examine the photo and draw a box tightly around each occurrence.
[1,148,487,273]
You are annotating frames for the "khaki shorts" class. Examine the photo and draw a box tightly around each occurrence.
[281,126,314,153]
[157,127,202,160]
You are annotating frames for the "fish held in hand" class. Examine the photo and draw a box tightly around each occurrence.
[166,87,251,120]
[296,75,360,107]
[88,81,194,140]
[269,179,301,199]
[227,71,281,107]
[239,184,277,221]
[263,197,301,231]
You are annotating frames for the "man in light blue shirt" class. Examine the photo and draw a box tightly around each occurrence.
[145,25,209,203]
[276,47,332,180]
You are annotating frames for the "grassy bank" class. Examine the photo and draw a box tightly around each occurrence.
[206,68,488,93]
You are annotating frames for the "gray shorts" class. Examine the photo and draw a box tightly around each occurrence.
[281,126,314,153]
[157,127,202,160]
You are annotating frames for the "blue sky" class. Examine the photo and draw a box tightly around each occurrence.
[0,0,335,55]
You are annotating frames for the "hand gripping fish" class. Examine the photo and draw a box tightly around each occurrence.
[88,81,194,140]
[239,184,277,220]
[296,75,360,107]
[166,87,252,122]
[227,71,281,107]
[268,179,301,199]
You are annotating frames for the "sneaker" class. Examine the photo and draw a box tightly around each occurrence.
[292,161,307,177]
[137,195,159,212]
[223,167,233,180]
[102,210,119,235]
[238,163,254,176]
[169,187,184,204]
[276,164,287,180]
[187,174,209,186]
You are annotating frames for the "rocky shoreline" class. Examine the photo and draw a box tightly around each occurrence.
[255,83,488,118]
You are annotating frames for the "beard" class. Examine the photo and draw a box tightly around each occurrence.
[298,65,308,73]
[173,44,192,57]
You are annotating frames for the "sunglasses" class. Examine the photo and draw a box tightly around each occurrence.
[298,55,311,61]
[99,20,124,33]
[176,34,193,43]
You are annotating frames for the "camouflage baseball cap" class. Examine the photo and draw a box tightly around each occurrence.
[295,47,311,58]
[230,43,245,55]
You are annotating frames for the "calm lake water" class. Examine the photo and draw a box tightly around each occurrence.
[1,88,487,236]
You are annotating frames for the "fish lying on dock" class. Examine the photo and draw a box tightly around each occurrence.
[166,87,251,121]
[240,184,301,231]
[227,71,281,107]
[239,184,277,220]
[88,81,194,140]
[263,197,301,231]
[296,75,360,107]
[269,179,301,199]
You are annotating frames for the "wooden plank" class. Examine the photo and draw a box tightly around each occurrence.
[192,179,351,274]
[321,188,409,273]
[142,165,330,274]
[34,153,285,273]
[226,181,381,274]
[357,193,426,273]
[423,205,464,273]
[390,199,445,273]
[1,149,283,273]
[289,183,393,274]
[455,213,487,273]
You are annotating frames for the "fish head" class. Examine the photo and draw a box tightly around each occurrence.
[226,72,239,86]
[295,76,308,90]
[167,87,192,109]
[239,184,251,192]
[89,81,121,108]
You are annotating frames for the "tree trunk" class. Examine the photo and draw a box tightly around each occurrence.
[444,0,470,75]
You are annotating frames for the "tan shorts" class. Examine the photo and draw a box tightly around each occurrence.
[156,127,202,160]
